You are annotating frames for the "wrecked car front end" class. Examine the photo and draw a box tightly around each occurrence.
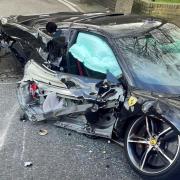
[17,60,124,138]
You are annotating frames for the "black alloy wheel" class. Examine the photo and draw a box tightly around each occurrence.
[125,115,180,180]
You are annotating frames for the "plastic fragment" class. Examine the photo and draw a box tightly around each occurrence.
[38,129,48,136]
[20,113,27,122]
[102,150,106,154]
[76,145,84,148]
[24,162,32,167]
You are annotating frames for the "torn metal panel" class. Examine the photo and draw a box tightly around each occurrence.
[21,60,100,100]
[17,60,124,126]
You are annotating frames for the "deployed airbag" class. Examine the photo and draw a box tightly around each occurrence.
[69,32,122,77]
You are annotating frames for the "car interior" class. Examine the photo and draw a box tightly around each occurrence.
[45,29,122,81]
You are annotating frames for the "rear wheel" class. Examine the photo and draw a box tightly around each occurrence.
[124,115,180,180]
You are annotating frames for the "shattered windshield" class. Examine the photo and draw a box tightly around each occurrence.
[116,23,180,94]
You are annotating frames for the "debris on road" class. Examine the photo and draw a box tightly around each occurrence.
[20,113,27,122]
[67,132,72,136]
[24,162,33,167]
[76,144,84,148]
[38,129,48,136]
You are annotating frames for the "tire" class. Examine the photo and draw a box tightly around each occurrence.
[124,115,180,180]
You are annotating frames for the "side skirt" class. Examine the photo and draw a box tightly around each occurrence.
[54,116,114,139]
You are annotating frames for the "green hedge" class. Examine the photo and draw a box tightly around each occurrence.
[153,0,180,3]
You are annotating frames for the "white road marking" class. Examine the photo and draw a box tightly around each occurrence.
[20,126,26,160]
[63,0,78,7]
[0,103,19,150]
[63,0,84,12]
[57,0,79,12]
[0,82,17,85]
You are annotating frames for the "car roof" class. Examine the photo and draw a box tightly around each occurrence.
[17,12,166,38]
[68,14,166,38]
[77,14,155,25]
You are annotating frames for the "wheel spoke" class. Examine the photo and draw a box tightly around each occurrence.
[158,127,172,138]
[146,116,152,137]
[150,118,155,135]
[128,135,149,145]
[157,147,173,164]
[128,139,149,144]
[140,146,152,170]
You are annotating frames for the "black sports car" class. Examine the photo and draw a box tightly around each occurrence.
[0,12,180,179]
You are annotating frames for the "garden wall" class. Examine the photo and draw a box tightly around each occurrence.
[81,0,133,14]
[93,0,117,11]
[132,0,180,20]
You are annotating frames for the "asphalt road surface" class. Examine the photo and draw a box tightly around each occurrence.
[0,0,71,16]
[0,0,141,179]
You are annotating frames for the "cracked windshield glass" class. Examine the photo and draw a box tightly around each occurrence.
[117,23,180,94]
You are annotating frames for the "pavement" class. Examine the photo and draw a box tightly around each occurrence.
[0,1,141,180]
[63,0,110,13]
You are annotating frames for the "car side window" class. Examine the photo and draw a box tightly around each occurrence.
[68,32,122,79]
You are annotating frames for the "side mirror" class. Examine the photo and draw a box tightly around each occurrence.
[96,71,120,89]
[106,71,119,85]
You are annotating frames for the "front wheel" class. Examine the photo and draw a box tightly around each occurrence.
[124,115,180,180]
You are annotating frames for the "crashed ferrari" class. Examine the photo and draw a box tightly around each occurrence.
[0,12,180,179]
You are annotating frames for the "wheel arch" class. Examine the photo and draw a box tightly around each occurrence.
[114,112,180,140]
[114,115,141,139]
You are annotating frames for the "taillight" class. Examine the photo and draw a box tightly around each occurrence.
[29,82,39,99]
